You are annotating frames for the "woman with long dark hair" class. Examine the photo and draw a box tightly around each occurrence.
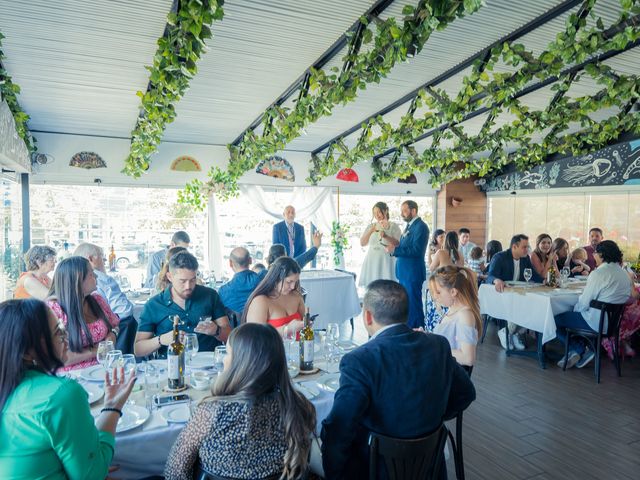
[47,256,120,371]
[243,257,305,336]
[530,233,554,279]
[165,323,316,479]
[0,299,135,478]
[358,201,401,286]
[428,231,464,272]
[427,228,446,266]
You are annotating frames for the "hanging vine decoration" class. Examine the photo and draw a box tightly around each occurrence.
[180,0,485,206]
[311,0,640,186]
[122,0,225,177]
[0,32,36,153]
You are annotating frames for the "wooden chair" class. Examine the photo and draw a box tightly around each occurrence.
[447,365,473,480]
[368,424,448,480]
[561,300,626,383]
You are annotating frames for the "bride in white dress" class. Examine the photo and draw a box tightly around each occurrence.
[358,202,402,287]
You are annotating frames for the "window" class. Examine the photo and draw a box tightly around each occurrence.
[0,177,23,301]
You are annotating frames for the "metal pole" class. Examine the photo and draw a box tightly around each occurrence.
[20,173,30,255]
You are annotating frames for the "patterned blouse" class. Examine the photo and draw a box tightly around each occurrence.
[47,293,120,371]
[164,394,287,480]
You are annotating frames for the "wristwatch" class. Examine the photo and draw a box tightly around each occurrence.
[111,327,120,337]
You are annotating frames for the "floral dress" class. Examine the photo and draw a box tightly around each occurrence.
[602,285,640,355]
[425,289,448,332]
[48,293,120,371]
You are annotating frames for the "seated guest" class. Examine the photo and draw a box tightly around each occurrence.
[144,230,191,288]
[251,262,266,274]
[0,299,136,478]
[431,266,482,367]
[14,245,57,300]
[47,257,120,371]
[551,237,570,273]
[582,227,603,271]
[530,234,554,279]
[556,240,633,369]
[429,231,464,272]
[135,252,231,358]
[165,323,316,480]
[569,247,591,277]
[459,227,476,262]
[218,247,260,314]
[427,228,445,266]
[244,257,305,336]
[603,284,640,359]
[484,240,503,270]
[321,280,475,479]
[486,234,543,350]
[74,242,138,355]
[467,246,485,280]
[156,246,188,291]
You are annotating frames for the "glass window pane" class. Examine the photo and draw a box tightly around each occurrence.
[546,195,586,250]
[487,197,515,248]
[627,193,640,261]
[0,178,23,301]
[587,193,629,251]
[513,196,547,240]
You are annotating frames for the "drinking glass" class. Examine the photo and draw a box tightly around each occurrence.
[326,323,340,363]
[523,268,533,285]
[119,354,137,381]
[96,340,114,369]
[214,345,227,373]
[282,325,296,364]
[143,362,161,411]
[183,333,199,371]
[105,350,123,381]
[561,267,570,287]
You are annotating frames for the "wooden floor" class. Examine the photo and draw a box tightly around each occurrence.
[343,318,640,480]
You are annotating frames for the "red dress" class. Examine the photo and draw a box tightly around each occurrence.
[267,311,302,329]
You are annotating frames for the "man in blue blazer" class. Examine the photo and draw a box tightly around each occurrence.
[272,205,306,258]
[486,233,543,349]
[384,200,429,328]
[321,280,476,479]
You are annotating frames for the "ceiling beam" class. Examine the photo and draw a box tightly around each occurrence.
[229,0,396,147]
[311,0,585,155]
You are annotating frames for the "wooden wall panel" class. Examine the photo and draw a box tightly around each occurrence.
[436,178,487,247]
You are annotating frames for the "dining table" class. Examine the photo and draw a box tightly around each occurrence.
[478,278,586,368]
[300,269,361,330]
[74,341,357,479]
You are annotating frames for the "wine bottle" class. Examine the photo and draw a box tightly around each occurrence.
[546,266,557,287]
[167,315,185,389]
[299,308,315,371]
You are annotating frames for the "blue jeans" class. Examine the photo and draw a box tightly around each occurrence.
[554,311,596,355]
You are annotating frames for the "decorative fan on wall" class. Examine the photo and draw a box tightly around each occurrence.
[69,151,106,169]
[170,155,202,172]
[255,156,295,181]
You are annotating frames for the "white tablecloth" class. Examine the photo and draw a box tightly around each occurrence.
[300,269,361,330]
[479,283,582,344]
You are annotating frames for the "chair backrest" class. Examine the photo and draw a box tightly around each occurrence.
[368,424,448,480]
[589,300,626,336]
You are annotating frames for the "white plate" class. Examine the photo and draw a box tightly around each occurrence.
[317,373,340,393]
[190,352,215,369]
[161,404,191,423]
[117,405,150,433]
[81,382,104,404]
[80,365,106,382]
[295,382,320,400]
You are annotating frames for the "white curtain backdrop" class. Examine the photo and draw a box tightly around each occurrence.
[207,186,336,277]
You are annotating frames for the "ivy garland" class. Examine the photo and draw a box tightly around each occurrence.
[122,0,224,177]
[313,0,640,186]
[181,0,485,206]
[0,32,36,153]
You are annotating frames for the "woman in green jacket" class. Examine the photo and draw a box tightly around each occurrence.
[0,298,136,479]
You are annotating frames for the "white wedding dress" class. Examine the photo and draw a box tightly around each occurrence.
[358,222,402,287]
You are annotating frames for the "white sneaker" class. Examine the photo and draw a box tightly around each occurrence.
[497,328,511,350]
[512,334,526,351]
[557,351,581,369]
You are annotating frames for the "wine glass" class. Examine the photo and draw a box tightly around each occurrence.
[105,350,123,381]
[120,354,137,380]
[523,268,533,285]
[143,362,161,411]
[561,266,571,287]
[96,340,114,370]
[183,333,199,371]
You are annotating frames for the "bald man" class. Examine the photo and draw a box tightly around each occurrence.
[272,205,307,258]
[218,247,261,314]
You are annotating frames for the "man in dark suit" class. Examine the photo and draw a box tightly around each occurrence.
[272,205,306,258]
[321,280,476,479]
[486,233,543,349]
[384,200,429,328]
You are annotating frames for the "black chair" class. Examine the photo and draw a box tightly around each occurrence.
[368,424,448,480]
[335,268,358,330]
[561,300,626,383]
[447,365,473,480]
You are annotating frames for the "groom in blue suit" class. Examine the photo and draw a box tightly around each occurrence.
[385,200,429,329]
[272,205,306,258]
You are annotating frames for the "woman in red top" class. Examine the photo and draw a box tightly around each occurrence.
[243,257,305,336]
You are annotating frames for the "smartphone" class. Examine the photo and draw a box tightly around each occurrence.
[153,393,190,407]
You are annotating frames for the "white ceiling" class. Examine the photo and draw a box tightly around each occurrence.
[0,0,637,167]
